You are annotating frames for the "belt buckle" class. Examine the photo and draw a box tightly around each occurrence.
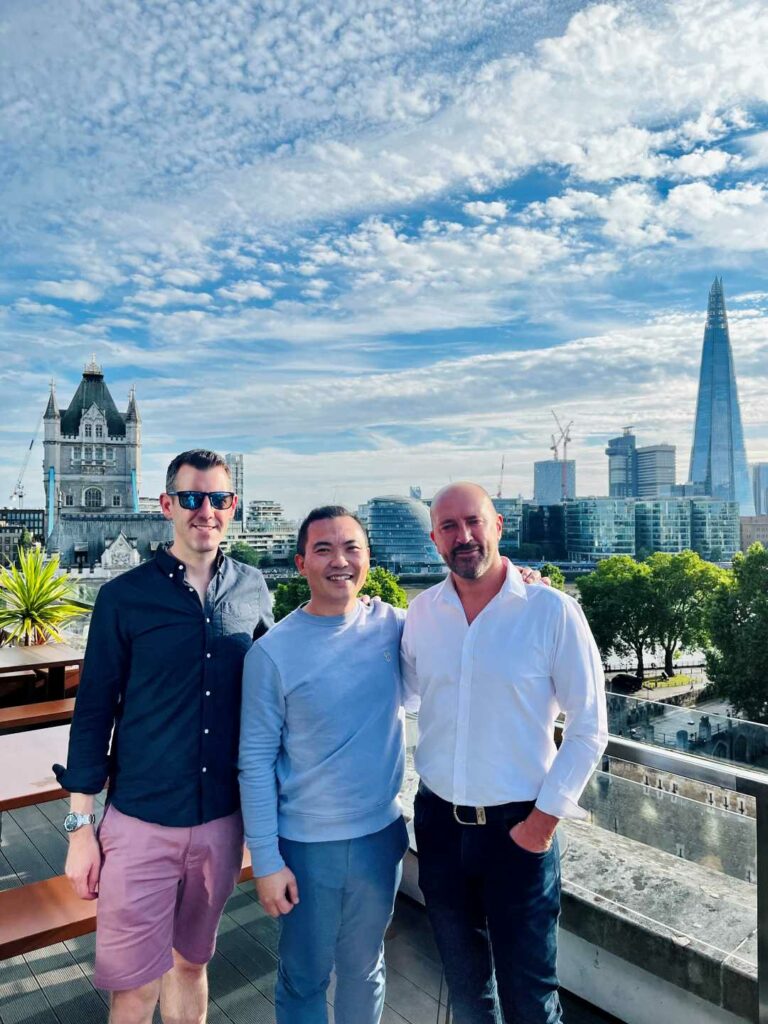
[453,804,487,825]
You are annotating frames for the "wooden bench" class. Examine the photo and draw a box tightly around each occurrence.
[0,851,254,959]
[0,698,76,732]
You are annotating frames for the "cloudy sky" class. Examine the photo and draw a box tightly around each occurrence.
[2,0,767,518]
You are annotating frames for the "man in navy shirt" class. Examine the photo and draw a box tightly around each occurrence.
[55,449,273,1024]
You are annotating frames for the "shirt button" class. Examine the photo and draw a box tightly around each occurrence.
[202,767,207,773]
[206,617,210,623]
[206,652,211,659]
[178,565,184,570]
[168,573,173,578]
[204,728,209,734]
[187,586,194,592]
[205,690,211,696]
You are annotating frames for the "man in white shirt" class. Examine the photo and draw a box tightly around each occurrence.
[401,482,607,1024]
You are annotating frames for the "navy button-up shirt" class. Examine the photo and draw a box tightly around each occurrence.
[54,545,273,827]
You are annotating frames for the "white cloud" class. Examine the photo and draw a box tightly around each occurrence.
[12,298,70,317]
[33,279,102,302]
[129,288,213,308]
[216,280,273,303]
[463,200,509,221]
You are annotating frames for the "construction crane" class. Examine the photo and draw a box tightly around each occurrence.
[496,455,506,498]
[550,410,574,501]
[9,412,44,507]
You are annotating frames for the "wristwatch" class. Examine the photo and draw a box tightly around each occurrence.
[63,812,97,833]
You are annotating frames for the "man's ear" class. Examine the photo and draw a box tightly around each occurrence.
[159,493,173,521]
[294,552,305,576]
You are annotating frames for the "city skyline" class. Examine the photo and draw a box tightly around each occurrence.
[2,0,768,519]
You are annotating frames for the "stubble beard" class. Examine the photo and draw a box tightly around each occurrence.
[446,544,493,580]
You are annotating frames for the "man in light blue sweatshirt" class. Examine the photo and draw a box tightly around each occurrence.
[238,505,409,1024]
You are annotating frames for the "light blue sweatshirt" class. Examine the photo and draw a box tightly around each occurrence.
[238,600,406,876]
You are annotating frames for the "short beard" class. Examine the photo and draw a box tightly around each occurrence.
[445,544,492,580]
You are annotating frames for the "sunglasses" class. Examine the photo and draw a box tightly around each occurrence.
[167,490,236,511]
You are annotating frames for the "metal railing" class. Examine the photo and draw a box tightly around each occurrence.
[594,731,768,1024]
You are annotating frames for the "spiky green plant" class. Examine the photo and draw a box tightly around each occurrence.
[0,547,90,646]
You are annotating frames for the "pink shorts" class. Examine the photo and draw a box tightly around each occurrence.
[93,804,244,991]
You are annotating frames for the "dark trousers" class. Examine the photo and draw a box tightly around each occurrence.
[414,786,562,1024]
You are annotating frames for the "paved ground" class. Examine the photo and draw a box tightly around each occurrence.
[0,795,619,1024]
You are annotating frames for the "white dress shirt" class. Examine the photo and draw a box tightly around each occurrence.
[400,559,607,820]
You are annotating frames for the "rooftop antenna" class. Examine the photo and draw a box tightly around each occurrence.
[496,455,506,498]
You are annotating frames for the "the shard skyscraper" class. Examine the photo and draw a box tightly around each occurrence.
[688,277,754,515]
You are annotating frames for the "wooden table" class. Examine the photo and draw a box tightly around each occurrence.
[0,644,84,701]
[0,723,70,815]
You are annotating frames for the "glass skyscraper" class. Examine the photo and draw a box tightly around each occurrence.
[688,278,754,515]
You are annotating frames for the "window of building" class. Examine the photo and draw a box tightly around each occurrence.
[96,447,104,461]
[64,493,74,506]
[95,424,103,438]
[84,487,103,509]
[112,494,121,507]
[84,423,92,438]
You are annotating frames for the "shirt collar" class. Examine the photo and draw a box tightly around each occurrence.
[155,544,225,578]
[438,557,528,607]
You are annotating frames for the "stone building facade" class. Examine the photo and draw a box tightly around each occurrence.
[43,359,141,525]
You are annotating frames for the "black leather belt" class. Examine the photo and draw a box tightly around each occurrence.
[418,781,534,826]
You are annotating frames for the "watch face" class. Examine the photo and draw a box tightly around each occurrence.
[63,812,79,832]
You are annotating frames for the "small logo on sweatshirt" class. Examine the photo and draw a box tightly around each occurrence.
[384,651,392,662]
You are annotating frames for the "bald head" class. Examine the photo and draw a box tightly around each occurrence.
[430,482,496,525]
[430,482,503,581]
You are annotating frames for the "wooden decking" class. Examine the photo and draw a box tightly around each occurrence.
[0,798,616,1024]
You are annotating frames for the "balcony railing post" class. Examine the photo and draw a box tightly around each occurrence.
[758,788,768,1024]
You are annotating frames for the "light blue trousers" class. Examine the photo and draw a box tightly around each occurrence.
[275,816,409,1024]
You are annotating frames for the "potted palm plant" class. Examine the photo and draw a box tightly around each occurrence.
[0,546,90,646]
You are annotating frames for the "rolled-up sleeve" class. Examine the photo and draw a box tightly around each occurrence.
[53,585,127,794]
[535,598,607,820]
[239,643,286,876]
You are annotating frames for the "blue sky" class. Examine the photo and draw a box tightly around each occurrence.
[1,0,767,518]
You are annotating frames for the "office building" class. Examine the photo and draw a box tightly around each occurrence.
[367,495,443,573]
[740,515,768,551]
[690,499,740,562]
[606,428,637,498]
[688,278,754,514]
[753,463,768,516]
[534,459,575,505]
[635,499,691,556]
[636,444,676,498]
[225,452,244,522]
[138,496,161,514]
[492,497,522,553]
[0,507,45,540]
[522,503,566,560]
[565,498,635,561]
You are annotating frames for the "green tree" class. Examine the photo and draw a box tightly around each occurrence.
[646,550,728,676]
[707,543,768,722]
[540,562,565,591]
[228,541,261,567]
[359,567,408,608]
[0,546,90,646]
[272,576,310,621]
[272,567,408,622]
[576,556,654,677]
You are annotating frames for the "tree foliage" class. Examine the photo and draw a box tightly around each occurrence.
[272,567,408,622]
[576,556,654,676]
[707,543,768,723]
[228,541,262,567]
[540,562,565,591]
[645,550,727,676]
[359,567,408,608]
[0,547,90,646]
